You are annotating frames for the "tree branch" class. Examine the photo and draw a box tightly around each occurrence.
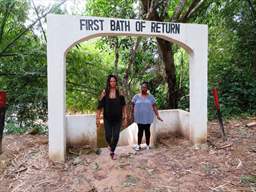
[67,81,98,94]
[141,0,161,20]
[0,50,45,58]
[124,37,142,84]
[246,0,256,20]
[31,0,47,42]
[171,0,187,21]
[180,0,204,22]
[113,37,119,76]
[0,0,67,56]
[0,72,46,77]
[0,2,15,43]
[0,52,22,57]
[146,0,155,19]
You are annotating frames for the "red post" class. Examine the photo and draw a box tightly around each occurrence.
[212,88,220,111]
[212,87,226,140]
[0,91,7,108]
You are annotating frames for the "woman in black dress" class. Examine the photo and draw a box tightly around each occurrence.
[96,75,127,160]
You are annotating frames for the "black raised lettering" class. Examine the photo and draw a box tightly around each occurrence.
[156,23,161,33]
[119,20,125,31]
[110,20,115,31]
[80,19,86,30]
[116,20,121,31]
[93,20,99,30]
[175,24,180,34]
[166,23,170,33]
[135,21,141,31]
[99,20,104,30]
[125,21,130,31]
[151,22,156,32]
[88,19,93,30]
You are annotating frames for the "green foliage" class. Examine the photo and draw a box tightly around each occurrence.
[194,0,256,118]
[4,122,25,134]
[209,66,256,118]
[240,175,256,186]
[86,0,135,18]
[152,83,168,109]
[0,0,48,133]
[1,0,256,135]
[174,47,189,110]
[66,40,114,113]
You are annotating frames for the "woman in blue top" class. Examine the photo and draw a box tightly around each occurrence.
[132,82,162,151]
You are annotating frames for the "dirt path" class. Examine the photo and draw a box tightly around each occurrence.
[0,117,256,192]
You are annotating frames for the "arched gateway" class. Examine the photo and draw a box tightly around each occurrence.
[47,14,208,162]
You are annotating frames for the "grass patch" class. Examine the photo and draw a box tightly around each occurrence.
[241,175,256,186]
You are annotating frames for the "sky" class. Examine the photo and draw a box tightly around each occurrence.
[33,0,86,14]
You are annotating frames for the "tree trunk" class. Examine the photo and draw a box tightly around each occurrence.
[140,0,205,108]
[140,0,178,108]
[122,37,142,125]
[157,38,178,108]
[114,38,119,76]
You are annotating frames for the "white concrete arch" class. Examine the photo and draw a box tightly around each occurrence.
[47,14,208,162]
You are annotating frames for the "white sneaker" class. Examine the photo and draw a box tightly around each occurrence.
[146,145,150,150]
[134,145,141,151]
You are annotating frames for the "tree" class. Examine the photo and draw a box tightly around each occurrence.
[140,0,211,108]
[66,41,114,113]
[194,0,256,117]
[0,0,70,132]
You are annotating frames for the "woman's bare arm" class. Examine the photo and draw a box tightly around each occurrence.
[153,104,163,121]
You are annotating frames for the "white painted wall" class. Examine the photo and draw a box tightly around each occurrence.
[66,109,189,147]
[47,14,208,162]
[66,114,97,147]
[118,109,189,146]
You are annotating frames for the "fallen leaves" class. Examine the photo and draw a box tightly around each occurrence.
[0,117,256,191]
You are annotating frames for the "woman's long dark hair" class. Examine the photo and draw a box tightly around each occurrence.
[105,74,120,98]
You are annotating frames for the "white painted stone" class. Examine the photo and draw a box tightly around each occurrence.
[66,114,97,147]
[118,109,189,146]
[47,14,208,162]
[65,109,189,147]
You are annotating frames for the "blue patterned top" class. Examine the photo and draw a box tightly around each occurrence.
[132,94,156,124]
